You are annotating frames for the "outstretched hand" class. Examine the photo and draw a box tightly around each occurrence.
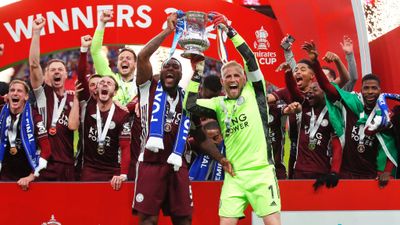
[111,175,127,191]
[33,17,46,32]
[100,10,113,24]
[275,62,292,73]
[340,35,353,55]
[220,157,235,177]
[376,172,391,188]
[301,41,318,61]
[322,51,339,63]
[81,35,92,48]
[283,102,302,115]
[167,12,178,31]
[209,11,231,30]
[313,173,339,191]
[17,173,35,191]
[190,56,205,71]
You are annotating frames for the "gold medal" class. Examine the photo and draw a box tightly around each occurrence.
[49,127,57,136]
[308,139,317,150]
[97,144,105,155]
[164,123,172,133]
[357,144,365,153]
[9,147,18,155]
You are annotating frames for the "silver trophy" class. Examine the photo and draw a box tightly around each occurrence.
[178,11,210,60]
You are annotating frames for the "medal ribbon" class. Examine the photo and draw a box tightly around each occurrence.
[309,106,328,141]
[358,105,377,145]
[166,93,180,124]
[96,103,116,147]
[216,26,228,64]
[51,92,67,128]
[220,96,243,137]
[169,10,185,58]
[7,114,21,148]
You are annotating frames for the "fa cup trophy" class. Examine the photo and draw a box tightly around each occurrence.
[177,11,211,60]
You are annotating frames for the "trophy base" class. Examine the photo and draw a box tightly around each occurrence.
[181,50,205,60]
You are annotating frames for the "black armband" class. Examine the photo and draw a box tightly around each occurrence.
[191,71,203,83]
[227,27,237,39]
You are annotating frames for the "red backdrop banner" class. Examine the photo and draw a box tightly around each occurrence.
[1,180,400,224]
[369,26,400,94]
[0,0,285,86]
[269,0,362,90]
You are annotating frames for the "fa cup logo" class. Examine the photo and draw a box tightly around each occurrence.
[254,26,270,50]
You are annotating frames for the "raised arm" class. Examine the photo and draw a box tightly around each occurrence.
[136,13,176,86]
[322,51,350,88]
[67,82,82,131]
[341,36,358,91]
[191,126,234,176]
[212,12,262,82]
[29,18,46,89]
[302,41,341,102]
[110,115,131,191]
[90,10,115,77]
[312,59,341,102]
[276,62,304,103]
[185,60,218,119]
[78,35,92,101]
[281,35,297,70]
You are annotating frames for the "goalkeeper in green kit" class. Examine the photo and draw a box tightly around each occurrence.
[185,12,281,225]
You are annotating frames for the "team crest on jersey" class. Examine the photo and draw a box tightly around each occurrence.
[136,193,144,203]
[268,114,274,123]
[321,119,329,127]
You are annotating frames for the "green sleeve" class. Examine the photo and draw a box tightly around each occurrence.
[185,80,218,119]
[229,29,265,91]
[333,83,364,116]
[90,29,115,77]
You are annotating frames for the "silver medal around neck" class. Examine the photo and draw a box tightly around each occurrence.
[237,96,245,105]
[97,144,105,155]
[357,144,365,153]
[164,123,172,133]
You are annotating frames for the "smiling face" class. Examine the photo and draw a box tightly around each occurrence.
[8,81,29,113]
[361,79,380,109]
[307,82,324,107]
[47,61,67,89]
[96,76,117,103]
[117,49,136,77]
[160,58,182,93]
[221,62,246,99]
[293,62,315,91]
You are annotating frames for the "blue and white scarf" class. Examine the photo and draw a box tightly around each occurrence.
[145,81,191,171]
[189,141,225,181]
[0,103,38,170]
[377,93,400,128]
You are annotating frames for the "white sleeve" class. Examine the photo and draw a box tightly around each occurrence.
[33,86,48,125]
